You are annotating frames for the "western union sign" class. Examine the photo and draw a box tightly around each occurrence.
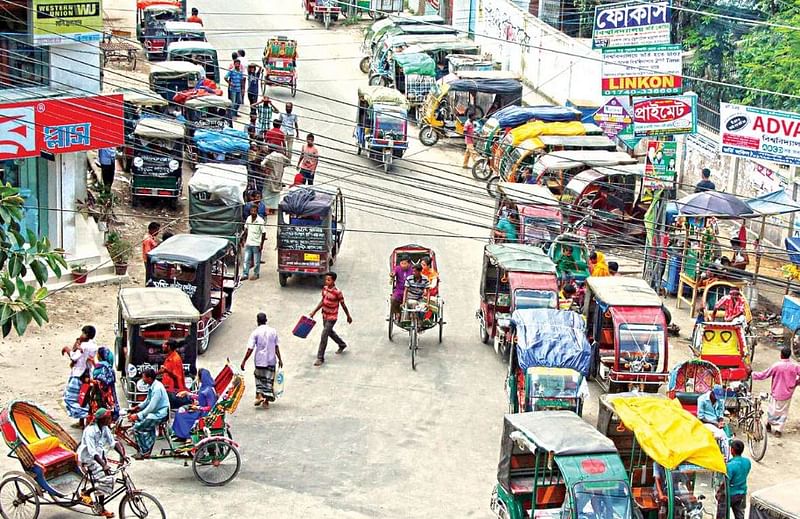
[33,0,102,46]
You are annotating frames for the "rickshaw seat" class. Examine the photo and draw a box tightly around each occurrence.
[29,437,76,477]
[510,477,533,495]
[674,392,700,415]
[632,487,660,512]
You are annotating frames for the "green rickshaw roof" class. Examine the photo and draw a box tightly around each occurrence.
[394,52,436,76]
[404,39,481,54]
[485,243,556,274]
[358,86,409,108]
[133,117,184,139]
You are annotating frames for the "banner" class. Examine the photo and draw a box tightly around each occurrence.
[0,94,123,161]
[593,97,633,138]
[32,0,102,46]
[644,140,677,185]
[633,95,697,136]
[593,1,671,49]
[601,44,682,96]
[720,103,800,167]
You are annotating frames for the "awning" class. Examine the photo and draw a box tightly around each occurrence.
[746,189,800,216]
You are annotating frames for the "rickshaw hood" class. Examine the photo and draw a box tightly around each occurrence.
[490,105,582,128]
[133,118,184,139]
[511,309,591,375]
[750,481,800,519]
[507,120,586,146]
[507,272,558,293]
[190,164,247,206]
[587,276,662,308]
[607,306,666,328]
[358,85,409,109]
[118,287,200,324]
[148,234,230,266]
[486,243,556,274]
[393,52,436,77]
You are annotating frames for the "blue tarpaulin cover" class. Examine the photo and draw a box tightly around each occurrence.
[491,105,582,128]
[511,308,592,376]
[786,237,800,265]
[747,189,800,216]
[195,127,250,154]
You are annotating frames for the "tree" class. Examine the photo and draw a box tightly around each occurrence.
[0,183,67,337]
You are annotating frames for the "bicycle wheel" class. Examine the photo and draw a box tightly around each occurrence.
[748,417,768,462]
[0,475,40,519]
[192,439,241,486]
[410,327,418,371]
[119,491,166,519]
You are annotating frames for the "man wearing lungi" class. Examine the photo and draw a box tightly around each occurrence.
[241,312,283,408]
[128,369,169,458]
[753,346,800,437]
[77,408,126,518]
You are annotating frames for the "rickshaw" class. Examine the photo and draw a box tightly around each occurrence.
[262,36,298,97]
[548,233,591,283]
[373,38,481,87]
[147,234,236,354]
[355,86,409,172]
[182,95,232,159]
[583,276,669,393]
[118,88,168,172]
[194,127,250,167]
[596,394,729,519]
[495,183,562,249]
[689,320,752,390]
[136,0,183,59]
[166,40,219,83]
[368,33,460,86]
[667,359,722,416]
[359,14,445,73]
[419,71,523,146]
[531,150,637,197]
[507,308,591,414]
[387,244,445,370]
[115,287,200,402]
[163,21,206,47]
[476,243,558,356]
[149,61,205,102]
[749,481,800,519]
[0,401,166,519]
[490,411,635,519]
[277,186,346,287]
[701,280,753,324]
[373,51,435,116]
[303,0,341,29]
[130,118,185,208]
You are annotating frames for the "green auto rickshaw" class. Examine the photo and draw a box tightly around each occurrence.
[149,61,205,102]
[118,88,169,172]
[130,118,185,207]
[166,40,220,83]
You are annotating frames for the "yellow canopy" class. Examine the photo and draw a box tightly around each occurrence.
[611,396,727,474]
[507,121,586,147]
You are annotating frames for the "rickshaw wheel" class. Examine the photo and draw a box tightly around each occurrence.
[0,474,40,519]
[749,418,768,462]
[438,301,444,344]
[119,491,166,519]
[368,75,386,87]
[485,176,500,198]
[471,158,491,180]
[388,316,394,341]
[479,315,490,345]
[410,329,418,370]
[192,440,241,486]
[198,336,210,355]
[792,329,800,360]
[419,126,438,146]
[359,57,371,74]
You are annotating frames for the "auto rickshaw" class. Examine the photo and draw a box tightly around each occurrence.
[548,233,591,283]
[490,411,635,519]
[136,0,183,59]
[115,287,200,401]
[130,118,185,207]
[147,234,236,354]
[149,61,205,101]
[359,14,445,73]
[476,243,558,355]
[419,71,523,146]
[667,359,723,416]
[166,40,219,83]
[355,86,409,172]
[531,150,637,196]
[118,88,169,172]
[583,276,669,393]
[495,183,562,249]
[181,95,232,159]
[262,36,298,97]
[194,127,250,167]
[373,51,435,117]
[507,308,591,414]
[597,394,729,519]
[163,21,206,48]
[303,0,341,29]
[368,33,459,85]
[277,186,346,287]
[376,39,481,86]
[749,481,800,519]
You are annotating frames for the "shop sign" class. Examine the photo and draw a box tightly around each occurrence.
[632,95,697,136]
[644,140,677,186]
[592,96,632,138]
[0,94,123,161]
[601,44,682,95]
[593,0,671,49]
[32,0,102,46]
[720,103,800,167]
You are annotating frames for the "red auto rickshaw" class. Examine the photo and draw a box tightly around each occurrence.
[495,183,562,248]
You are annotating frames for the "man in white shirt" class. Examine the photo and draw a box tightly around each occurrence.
[242,203,266,280]
[278,102,299,158]
[77,408,125,518]
[240,312,283,408]
[62,325,99,427]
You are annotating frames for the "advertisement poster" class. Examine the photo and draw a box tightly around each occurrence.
[633,95,697,136]
[644,140,678,185]
[720,103,800,167]
[592,97,633,138]
[0,95,123,161]
[601,44,682,95]
[593,0,671,49]
[32,0,102,46]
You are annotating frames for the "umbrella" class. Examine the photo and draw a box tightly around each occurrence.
[674,191,755,218]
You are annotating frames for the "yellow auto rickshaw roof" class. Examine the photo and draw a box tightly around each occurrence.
[358,86,409,109]
[586,276,662,307]
[134,118,184,139]
[497,183,559,207]
[602,394,727,473]
[184,95,232,109]
[507,120,586,146]
[118,287,200,324]
[117,88,168,107]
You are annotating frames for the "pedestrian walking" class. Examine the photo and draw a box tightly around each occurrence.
[61,325,99,428]
[462,112,477,169]
[279,102,299,158]
[242,203,266,280]
[240,312,283,407]
[297,133,319,185]
[246,63,262,106]
[695,168,716,193]
[726,439,751,519]
[142,221,160,267]
[186,7,203,25]
[753,346,800,437]
[98,147,116,192]
[310,272,352,366]
[225,58,244,122]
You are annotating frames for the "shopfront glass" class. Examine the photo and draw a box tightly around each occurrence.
[0,158,49,240]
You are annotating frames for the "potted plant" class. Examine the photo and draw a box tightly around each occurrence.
[70,263,89,284]
[107,238,132,275]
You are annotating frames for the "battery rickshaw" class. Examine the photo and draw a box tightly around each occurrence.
[507,308,591,414]
[419,71,523,146]
[597,393,729,519]
[388,244,445,370]
[263,36,298,97]
[368,33,459,87]
[147,234,236,354]
[355,86,409,172]
[583,276,669,393]
[446,53,495,72]
[476,243,558,356]
[0,401,166,519]
[490,411,634,519]
[118,88,168,172]
[181,96,231,161]
[166,40,219,83]
[194,127,251,167]
[359,14,445,73]
[136,0,183,60]
[163,21,206,48]
[149,61,205,102]
[303,0,340,29]
[690,319,752,390]
[495,183,562,249]
[548,233,591,283]
[130,118,185,208]
[277,186,346,287]
[532,150,637,197]
[375,51,435,117]
[749,481,800,519]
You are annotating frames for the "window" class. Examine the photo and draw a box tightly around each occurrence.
[0,158,49,241]
[515,289,557,310]
[0,35,50,90]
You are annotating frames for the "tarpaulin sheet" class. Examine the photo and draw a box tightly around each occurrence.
[491,105,582,128]
[781,295,800,333]
[507,120,586,146]
[393,52,435,76]
[195,127,250,154]
[511,309,591,376]
[611,397,726,473]
[448,78,521,95]
[279,187,334,217]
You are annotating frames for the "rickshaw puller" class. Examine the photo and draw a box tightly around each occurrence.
[78,407,126,518]
[128,368,170,459]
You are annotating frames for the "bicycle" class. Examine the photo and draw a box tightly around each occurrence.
[727,382,769,461]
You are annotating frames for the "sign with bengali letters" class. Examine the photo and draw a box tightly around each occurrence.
[593,1,671,49]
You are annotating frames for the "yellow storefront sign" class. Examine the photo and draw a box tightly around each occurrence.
[33,0,102,46]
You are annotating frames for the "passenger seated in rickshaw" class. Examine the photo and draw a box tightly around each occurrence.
[697,384,730,459]
[516,166,537,185]
[403,264,431,323]
[559,283,579,311]
[127,369,170,459]
[494,210,519,243]
[420,256,439,295]
[171,368,217,443]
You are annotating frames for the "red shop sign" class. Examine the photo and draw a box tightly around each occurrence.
[0,94,124,161]
[633,97,692,123]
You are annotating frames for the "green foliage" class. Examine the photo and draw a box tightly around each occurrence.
[107,239,133,264]
[0,183,67,337]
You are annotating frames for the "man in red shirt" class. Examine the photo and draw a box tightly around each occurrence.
[186,7,203,25]
[462,111,477,169]
[265,119,287,156]
[713,288,746,321]
[142,222,160,267]
[310,272,352,366]
[159,339,191,408]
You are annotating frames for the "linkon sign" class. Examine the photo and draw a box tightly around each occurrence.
[601,74,682,96]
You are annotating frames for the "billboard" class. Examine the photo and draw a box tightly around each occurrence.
[32,0,102,46]
[644,140,677,185]
[601,44,682,96]
[632,95,697,136]
[0,94,123,161]
[593,1,671,49]
[592,97,633,138]
[720,103,800,167]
